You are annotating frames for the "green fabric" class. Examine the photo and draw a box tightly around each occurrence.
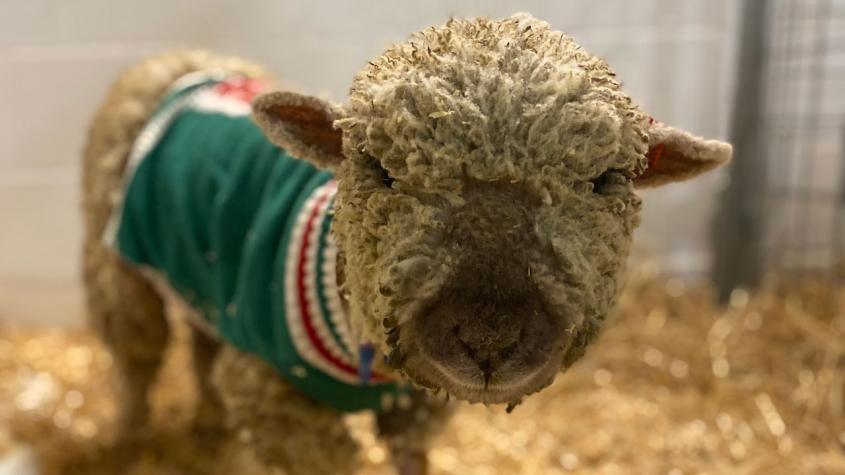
[113,77,404,412]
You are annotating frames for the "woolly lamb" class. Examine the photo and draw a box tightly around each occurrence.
[81,13,731,475]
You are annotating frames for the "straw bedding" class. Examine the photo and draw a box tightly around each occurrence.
[1,269,842,474]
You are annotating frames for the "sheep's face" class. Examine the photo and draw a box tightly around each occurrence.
[253,13,731,407]
[330,98,644,405]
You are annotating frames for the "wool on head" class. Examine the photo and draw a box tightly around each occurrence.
[332,13,648,357]
[340,13,649,190]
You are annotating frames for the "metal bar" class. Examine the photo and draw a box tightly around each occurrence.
[712,0,771,301]
[771,121,845,132]
[783,0,813,260]
[836,124,845,277]
[795,0,833,270]
[764,0,799,271]
[767,187,842,201]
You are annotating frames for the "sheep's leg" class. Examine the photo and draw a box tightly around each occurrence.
[83,248,169,436]
[376,390,453,475]
[189,325,225,432]
[212,346,359,475]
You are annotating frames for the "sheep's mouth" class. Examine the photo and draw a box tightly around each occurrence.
[388,308,568,405]
[395,340,563,404]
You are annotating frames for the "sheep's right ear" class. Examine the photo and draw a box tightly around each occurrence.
[634,120,732,188]
[252,91,345,169]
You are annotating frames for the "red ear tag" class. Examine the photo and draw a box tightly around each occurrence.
[636,117,663,177]
[647,143,665,169]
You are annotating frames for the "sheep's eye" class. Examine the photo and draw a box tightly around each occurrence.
[590,169,629,195]
[374,162,395,188]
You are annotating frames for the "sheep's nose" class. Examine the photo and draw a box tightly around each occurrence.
[454,318,522,386]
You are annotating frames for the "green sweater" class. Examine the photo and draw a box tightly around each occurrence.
[107,72,404,412]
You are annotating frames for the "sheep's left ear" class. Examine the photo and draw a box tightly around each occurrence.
[252,91,345,169]
[634,120,732,188]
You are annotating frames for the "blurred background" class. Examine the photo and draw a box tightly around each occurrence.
[1,2,843,474]
[5,0,842,328]
[1,0,749,326]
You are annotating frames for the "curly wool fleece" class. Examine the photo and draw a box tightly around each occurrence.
[332,13,647,365]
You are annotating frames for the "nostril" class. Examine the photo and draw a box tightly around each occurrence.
[458,338,478,359]
[452,325,475,356]
[499,341,518,361]
[453,323,522,367]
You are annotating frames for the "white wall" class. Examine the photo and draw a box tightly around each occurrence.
[0,0,737,325]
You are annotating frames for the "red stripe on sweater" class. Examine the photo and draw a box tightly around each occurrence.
[296,186,389,383]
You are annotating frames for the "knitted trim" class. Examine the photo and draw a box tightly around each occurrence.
[284,180,393,385]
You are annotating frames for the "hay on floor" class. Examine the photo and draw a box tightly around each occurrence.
[1,271,843,474]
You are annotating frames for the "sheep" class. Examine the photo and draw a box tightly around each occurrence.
[81,12,731,475]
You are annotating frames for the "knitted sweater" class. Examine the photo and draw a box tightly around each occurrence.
[106,72,404,412]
